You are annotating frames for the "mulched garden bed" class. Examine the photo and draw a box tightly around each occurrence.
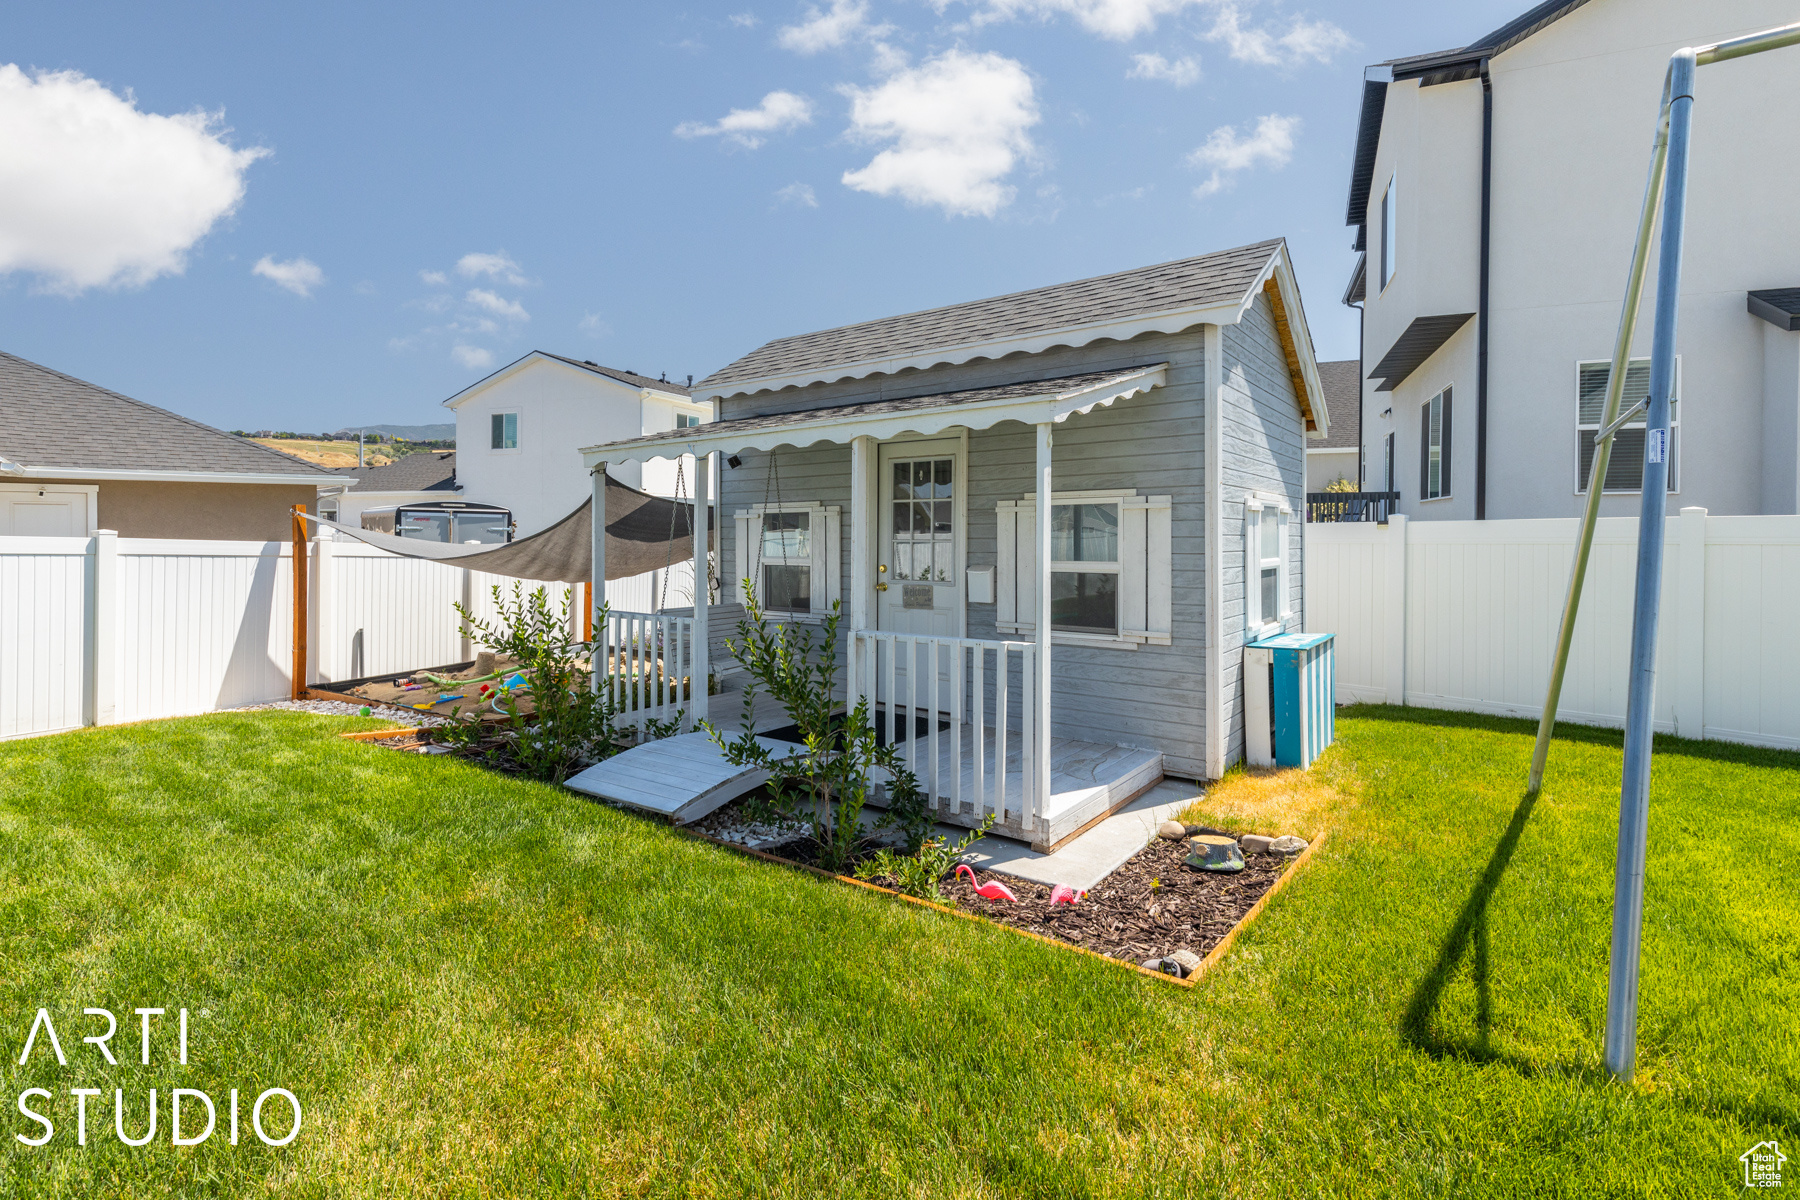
[906,835,1291,965]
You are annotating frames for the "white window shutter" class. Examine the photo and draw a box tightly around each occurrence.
[996,501,1020,631]
[1004,501,1038,634]
[820,505,842,611]
[1120,495,1172,644]
[733,512,756,605]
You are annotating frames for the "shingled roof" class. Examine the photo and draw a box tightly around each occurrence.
[701,239,1285,391]
[0,350,336,479]
[535,353,692,396]
[1312,360,1362,450]
[331,451,458,493]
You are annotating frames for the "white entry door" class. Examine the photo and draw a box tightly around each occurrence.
[875,439,962,710]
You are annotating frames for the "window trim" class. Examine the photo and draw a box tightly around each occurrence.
[1379,174,1397,293]
[1574,356,1682,495]
[1420,386,1451,502]
[1242,491,1292,641]
[995,487,1171,649]
[489,411,520,452]
[734,501,841,624]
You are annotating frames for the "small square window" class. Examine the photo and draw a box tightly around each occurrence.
[676,413,700,429]
[490,412,518,450]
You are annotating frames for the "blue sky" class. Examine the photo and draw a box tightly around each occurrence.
[2,0,1526,432]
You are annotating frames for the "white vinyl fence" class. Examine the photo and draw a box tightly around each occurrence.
[1304,509,1800,751]
[0,530,661,741]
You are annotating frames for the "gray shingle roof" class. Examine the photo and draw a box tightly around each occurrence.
[1313,361,1361,450]
[0,350,335,477]
[591,365,1168,456]
[331,451,458,493]
[701,240,1284,390]
[536,353,692,396]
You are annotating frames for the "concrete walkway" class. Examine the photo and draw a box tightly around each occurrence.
[954,777,1202,892]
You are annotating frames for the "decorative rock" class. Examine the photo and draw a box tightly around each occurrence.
[1270,834,1308,855]
[1239,833,1274,855]
[1167,949,1202,975]
[1140,957,1183,978]
[1157,820,1187,840]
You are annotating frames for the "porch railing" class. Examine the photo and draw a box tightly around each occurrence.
[1306,491,1401,523]
[598,610,695,731]
[848,630,1041,830]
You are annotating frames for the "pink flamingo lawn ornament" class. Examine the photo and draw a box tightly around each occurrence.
[1049,884,1087,906]
[953,864,1017,903]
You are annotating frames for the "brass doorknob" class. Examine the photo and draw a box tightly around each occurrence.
[875,582,888,592]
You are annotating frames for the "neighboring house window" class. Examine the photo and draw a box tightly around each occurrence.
[1420,387,1451,500]
[1243,493,1291,638]
[1380,175,1397,291]
[1577,357,1679,492]
[490,412,518,449]
[732,502,841,619]
[995,491,1172,646]
[1384,431,1396,493]
[676,412,701,429]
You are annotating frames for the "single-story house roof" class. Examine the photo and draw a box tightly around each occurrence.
[0,350,341,485]
[1311,361,1362,450]
[331,451,458,493]
[441,351,694,408]
[699,238,1301,398]
[584,365,1172,466]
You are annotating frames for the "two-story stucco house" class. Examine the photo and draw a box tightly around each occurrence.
[1345,0,1800,521]
[576,240,1330,847]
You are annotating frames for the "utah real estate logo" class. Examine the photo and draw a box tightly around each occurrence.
[1742,1141,1786,1189]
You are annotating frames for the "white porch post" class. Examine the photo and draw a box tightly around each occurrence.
[591,462,607,696]
[691,451,711,726]
[1034,421,1053,829]
[849,435,875,711]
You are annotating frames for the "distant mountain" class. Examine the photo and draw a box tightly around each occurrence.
[335,423,456,441]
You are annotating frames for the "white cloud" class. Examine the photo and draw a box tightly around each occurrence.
[1127,52,1201,85]
[452,344,494,370]
[0,65,268,293]
[1204,3,1350,65]
[456,251,527,285]
[840,50,1039,218]
[730,12,760,27]
[942,0,1350,60]
[778,0,893,52]
[776,182,820,208]
[252,254,325,297]
[419,269,448,286]
[578,312,613,339]
[674,91,814,149]
[465,288,528,322]
[1188,112,1298,197]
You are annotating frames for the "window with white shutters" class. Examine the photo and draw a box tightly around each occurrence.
[995,490,1171,646]
[731,503,840,619]
[1576,357,1680,492]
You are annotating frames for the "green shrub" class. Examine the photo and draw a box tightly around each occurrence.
[854,815,995,902]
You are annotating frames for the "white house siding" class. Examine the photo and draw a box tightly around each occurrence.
[1219,294,1310,765]
[1364,0,1800,521]
[716,328,1214,779]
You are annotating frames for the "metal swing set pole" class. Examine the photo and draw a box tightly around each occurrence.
[1520,20,1800,1080]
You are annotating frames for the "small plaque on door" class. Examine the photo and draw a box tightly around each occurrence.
[903,584,935,609]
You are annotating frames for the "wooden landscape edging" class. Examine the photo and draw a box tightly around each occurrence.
[672,824,1332,992]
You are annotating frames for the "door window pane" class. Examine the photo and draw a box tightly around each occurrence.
[913,461,931,492]
[932,500,952,533]
[1052,572,1117,633]
[933,459,952,497]
[893,463,912,499]
[764,564,811,613]
[1051,503,1118,563]
[932,543,953,582]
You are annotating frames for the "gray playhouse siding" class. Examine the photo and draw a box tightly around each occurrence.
[716,328,1212,779]
[1217,292,1309,767]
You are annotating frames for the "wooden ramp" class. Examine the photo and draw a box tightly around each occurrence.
[564,732,803,824]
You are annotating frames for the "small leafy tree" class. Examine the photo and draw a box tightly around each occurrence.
[704,585,926,872]
[854,815,994,903]
[454,583,619,782]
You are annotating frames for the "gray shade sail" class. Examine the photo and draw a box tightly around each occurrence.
[303,473,711,584]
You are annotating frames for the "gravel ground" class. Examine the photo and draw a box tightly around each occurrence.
[232,698,449,727]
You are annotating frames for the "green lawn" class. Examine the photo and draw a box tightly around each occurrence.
[1,706,1794,1197]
